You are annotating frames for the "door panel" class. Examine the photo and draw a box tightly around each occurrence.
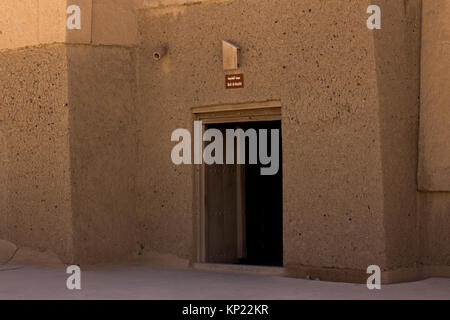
[205,127,238,263]
[204,121,282,266]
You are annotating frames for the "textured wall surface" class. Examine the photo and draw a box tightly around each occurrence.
[0,0,92,49]
[0,0,40,49]
[418,0,450,273]
[419,0,450,191]
[136,0,390,279]
[0,122,7,238]
[0,45,73,263]
[0,0,448,283]
[372,0,422,272]
[67,45,138,265]
[420,193,450,267]
[0,0,213,50]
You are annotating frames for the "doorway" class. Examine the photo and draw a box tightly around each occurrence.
[203,121,283,267]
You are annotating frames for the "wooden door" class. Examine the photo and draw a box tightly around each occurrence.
[205,127,238,263]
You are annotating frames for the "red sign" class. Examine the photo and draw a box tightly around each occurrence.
[225,74,244,89]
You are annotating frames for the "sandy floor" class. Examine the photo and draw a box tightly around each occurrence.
[0,264,449,300]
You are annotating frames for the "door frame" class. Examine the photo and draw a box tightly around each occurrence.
[192,100,282,263]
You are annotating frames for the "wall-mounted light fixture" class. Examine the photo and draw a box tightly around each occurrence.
[222,40,240,70]
[153,43,169,61]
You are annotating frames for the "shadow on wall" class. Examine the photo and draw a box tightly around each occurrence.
[372,0,421,271]
[66,45,139,266]
[0,128,6,238]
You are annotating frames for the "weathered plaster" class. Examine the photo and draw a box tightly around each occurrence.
[67,45,138,266]
[0,45,73,263]
[419,0,450,191]
[136,0,387,276]
[372,0,422,271]
[0,0,449,283]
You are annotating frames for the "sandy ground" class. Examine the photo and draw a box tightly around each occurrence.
[0,264,449,300]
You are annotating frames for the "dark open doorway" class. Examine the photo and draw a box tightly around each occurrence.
[204,121,283,267]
